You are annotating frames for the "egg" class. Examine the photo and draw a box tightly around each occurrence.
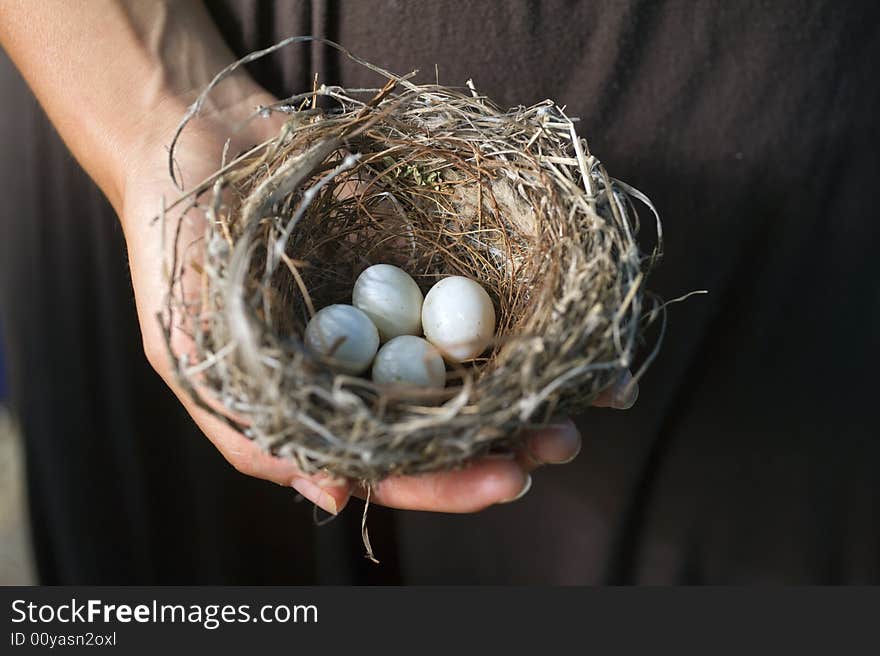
[371,336,447,389]
[421,276,496,362]
[352,264,424,341]
[304,304,379,375]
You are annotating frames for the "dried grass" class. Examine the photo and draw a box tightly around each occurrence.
[158,37,666,482]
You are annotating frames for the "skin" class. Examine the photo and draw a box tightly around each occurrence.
[0,0,635,516]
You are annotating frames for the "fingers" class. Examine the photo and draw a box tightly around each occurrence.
[290,473,352,516]
[147,295,632,515]
[189,399,352,514]
[162,366,354,512]
[144,311,353,510]
[356,458,531,513]
[353,420,581,512]
[592,369,639,409]
[517,420,582,471]
[159,352,633,516]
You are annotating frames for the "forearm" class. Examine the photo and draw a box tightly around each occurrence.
[0,0,259,213]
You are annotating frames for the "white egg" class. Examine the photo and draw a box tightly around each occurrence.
[421,276,496,363]
[352,264,424,341]
[304,304,379,375]
[371,336,447,389]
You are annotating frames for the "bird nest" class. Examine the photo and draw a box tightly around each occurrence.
[159,38,665,482]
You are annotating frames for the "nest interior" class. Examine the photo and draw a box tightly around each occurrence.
[161,40,662,482]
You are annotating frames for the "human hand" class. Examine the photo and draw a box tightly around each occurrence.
[119,78,638,517]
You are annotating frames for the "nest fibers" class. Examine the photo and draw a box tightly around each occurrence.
[159,37,666,483]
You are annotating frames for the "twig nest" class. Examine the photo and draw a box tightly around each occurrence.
[161,43,664,481]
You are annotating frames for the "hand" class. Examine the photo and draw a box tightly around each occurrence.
[119,80,638,516]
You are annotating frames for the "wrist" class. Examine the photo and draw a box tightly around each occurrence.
[121,70,271,174]
[111,1,273,211]
[116,71,278,231]
[1,0,272,215]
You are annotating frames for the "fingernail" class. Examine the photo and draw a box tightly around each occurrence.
[611,371,639,410]
[292,478,338,515]
[500,473,532,504]
[556,448,581,464]
[526,421,581,465]
[548,421,582,464]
